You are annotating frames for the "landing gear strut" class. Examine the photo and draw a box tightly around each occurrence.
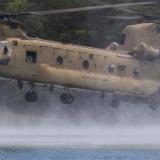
[25,90,38,102]
[148,97,159,110]
[60,93,74,104]
[111,97,120,108]
[17,80,23,90]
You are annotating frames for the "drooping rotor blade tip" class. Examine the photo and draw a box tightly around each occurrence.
[14,1,158,16]
[105,16,142,20]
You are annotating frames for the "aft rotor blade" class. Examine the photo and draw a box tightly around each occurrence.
[15,1,157,16]
[116,8,139,14]
[116,7,160,20]
[105,16,142,20]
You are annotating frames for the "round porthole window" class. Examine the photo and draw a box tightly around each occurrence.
[108,64,115,73]
[133,68,140,77]
[57,56,63,65]
[83,60,90,69]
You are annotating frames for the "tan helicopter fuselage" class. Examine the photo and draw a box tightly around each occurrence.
[0,23,159,104]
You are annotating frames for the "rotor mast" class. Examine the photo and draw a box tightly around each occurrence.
[0,20,27,40]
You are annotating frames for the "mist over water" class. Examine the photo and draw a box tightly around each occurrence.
[0,81,160,148]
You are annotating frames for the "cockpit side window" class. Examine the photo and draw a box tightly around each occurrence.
[3,46,8,55]
[0,42,12,66]
[0,41,12,56]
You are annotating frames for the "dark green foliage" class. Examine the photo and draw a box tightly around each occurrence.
[1,0,160,48]
[7,0,30,11]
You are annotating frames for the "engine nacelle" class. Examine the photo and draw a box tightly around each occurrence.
[130,43,160,60]
[122,23,160,50]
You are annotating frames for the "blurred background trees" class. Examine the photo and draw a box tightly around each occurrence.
[1,0,160,48]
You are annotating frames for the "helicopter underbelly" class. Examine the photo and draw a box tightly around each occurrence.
[36,65,160,98]
[0,63,159,99]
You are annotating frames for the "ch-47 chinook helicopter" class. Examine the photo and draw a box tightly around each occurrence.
[0,1,159,109]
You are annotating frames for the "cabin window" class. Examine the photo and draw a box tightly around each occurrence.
[133,68,140,77]
[108,64,115,73]
[117,65,126,71]
[83,60,90,69]
[26,51,37,63]
[57,56,64,65]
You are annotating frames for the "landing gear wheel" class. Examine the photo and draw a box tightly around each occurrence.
[60,93,74,104]
[149,103,159,110]
[25,90,38,102]
[148,97,159,110]
[111,98,120,108]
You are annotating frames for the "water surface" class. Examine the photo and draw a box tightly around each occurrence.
[0,148,160,160]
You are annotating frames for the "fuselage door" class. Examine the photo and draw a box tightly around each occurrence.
[25,45,39,78]
[17,45,39,80]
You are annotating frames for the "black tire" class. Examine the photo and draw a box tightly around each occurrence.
[60,93,74,104]
[149,103,159,110]
[25,90,38,102]
[111,98,120,108]
[148,97,159,110]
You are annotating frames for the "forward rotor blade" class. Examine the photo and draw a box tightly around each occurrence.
[0,11,11,19]
[15,1,157,16]
[105,16,142,20]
